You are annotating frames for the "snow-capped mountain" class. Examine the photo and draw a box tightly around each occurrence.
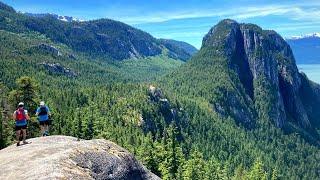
[288,32,320,40]
[23,12,83,22]
[286,32,320,64]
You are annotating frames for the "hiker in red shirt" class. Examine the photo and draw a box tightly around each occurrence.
[12,102,30,146]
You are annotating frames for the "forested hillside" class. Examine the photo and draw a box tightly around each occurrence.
[0,1,195,61]
[0,1,320,180]
[159,39,198,61]
[159,19,320,179]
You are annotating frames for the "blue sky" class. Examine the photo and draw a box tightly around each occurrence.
[3,0,320,48]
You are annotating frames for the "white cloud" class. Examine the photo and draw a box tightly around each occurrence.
[118,3,320,25]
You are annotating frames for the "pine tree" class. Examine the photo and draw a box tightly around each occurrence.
[85,106,94,139]
[0,82,10,148]
[9,76,39,114]
[7,77,40,138]
[138,133,158,174]
[76,108,83,140]
[248,158,267,180]
[232,164,247,180]
[159,123,185,180]
[222,160,231,179]
[182,150,206,180]
[271,167,278,180]
[205,158,226,180]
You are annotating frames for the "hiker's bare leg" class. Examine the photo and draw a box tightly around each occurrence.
[45,124,49,134]
[40,125,45,136]
[16,130,20,143]
[22,129,27,143]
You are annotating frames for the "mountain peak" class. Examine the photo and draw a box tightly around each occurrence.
[0,4,190,61]
[0,1,15,13]
[190,20,319,130]
[202,19,240,48]
[218,19,238,25]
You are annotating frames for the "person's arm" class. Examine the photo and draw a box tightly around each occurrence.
[12,111,16,120]
[26,113,30,120]
[25,110,30,120]
[35,108,39,116]
[47,107,51,116]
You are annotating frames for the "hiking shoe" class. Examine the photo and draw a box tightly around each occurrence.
[16,142,20,146]
[44,131,49,136]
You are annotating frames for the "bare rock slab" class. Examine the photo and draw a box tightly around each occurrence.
[0,136,160,180]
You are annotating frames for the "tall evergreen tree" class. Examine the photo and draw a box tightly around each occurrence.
[9,76,39,114]
[248,159,268,180]
[76,108,83,140]
[232,164,247,180]
[159,123,185,180]
[182,150,206,180]
[85,106,94,139]
[138,133,158,174]
[271,167,278,180]
[205,158,226,180]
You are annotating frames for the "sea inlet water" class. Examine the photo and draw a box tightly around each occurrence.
[298,64,320,84]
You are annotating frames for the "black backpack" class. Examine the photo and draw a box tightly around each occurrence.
[38,106,48,116]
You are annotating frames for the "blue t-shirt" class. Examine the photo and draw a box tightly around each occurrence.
[36,106,50,121]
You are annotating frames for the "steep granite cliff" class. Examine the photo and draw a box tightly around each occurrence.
[202,19,320,135]
[165,19,320,141]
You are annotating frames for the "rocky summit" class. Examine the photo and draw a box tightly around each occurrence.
[165,19,320,142]
[0,136,160,180]
[203,19,320,130]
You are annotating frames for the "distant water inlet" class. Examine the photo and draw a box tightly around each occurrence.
[298,64,320,84]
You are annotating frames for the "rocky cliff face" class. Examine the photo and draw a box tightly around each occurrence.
[202,19,320,131]
[39,62,77,77]
[0,136,160,180]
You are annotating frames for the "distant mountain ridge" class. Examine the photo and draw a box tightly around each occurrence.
[159,39,198,57]
[0,2,194,61]
[24,13,83,22]
[288,32,320,40]
[286,34,320,64]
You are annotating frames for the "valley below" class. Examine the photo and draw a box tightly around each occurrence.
[0,1,320,180]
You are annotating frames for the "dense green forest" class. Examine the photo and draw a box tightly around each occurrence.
[0,28,318,180]
[0,1,194,61]
[1,2,320,179]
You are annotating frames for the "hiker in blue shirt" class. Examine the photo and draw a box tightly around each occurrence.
[36,101,51,136]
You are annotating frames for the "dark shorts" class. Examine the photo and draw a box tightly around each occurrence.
[15,125,27,131]
[39,120,50,126]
